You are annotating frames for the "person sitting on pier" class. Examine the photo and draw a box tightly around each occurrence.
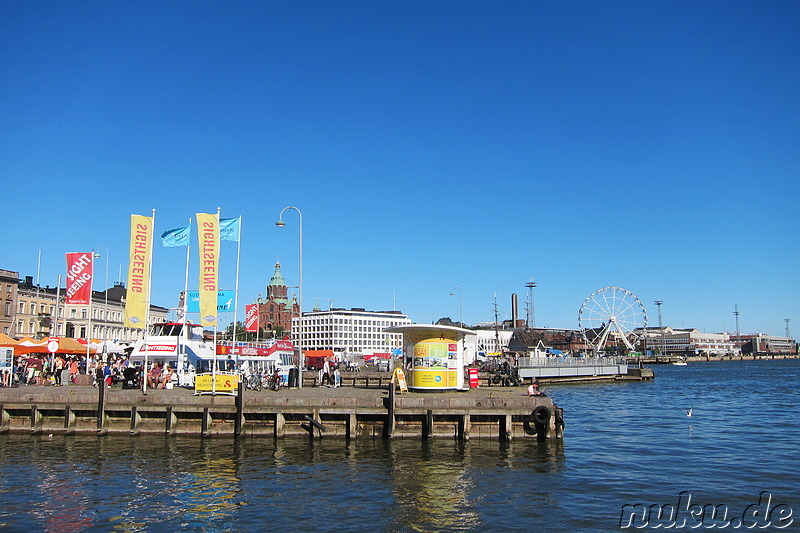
[160,365,175,389]
[527,381,543,397]
[147,363,163,389]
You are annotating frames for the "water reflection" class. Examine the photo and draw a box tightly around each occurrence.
[0,360,795,532]
[387,440,480,531]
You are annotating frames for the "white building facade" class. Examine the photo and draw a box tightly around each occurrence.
[644,327,737,355]
[294,308,411,360]
[475,329,513,355]
[13,276,167,342]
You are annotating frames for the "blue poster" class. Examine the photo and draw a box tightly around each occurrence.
[186,290,235,313]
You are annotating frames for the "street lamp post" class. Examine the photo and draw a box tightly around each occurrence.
[84,250,97,370]
[95,247,109,344]
[450,286,462,327]
[325,298,335,311]
[276,206,303,388]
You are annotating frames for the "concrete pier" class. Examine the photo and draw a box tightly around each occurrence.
[0,382,563,441]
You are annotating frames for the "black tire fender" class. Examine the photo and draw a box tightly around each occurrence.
[531,405,551,425]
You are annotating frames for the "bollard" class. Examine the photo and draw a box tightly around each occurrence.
[234,381,244,436]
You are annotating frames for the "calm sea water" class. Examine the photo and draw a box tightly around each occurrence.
[0,359,797,532]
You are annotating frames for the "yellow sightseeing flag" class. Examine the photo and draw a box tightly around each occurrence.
[124,214,154,328]
[196,212,219,327]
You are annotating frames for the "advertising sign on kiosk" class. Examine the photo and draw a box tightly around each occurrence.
[195,372,239,395]
[384,324,476,391]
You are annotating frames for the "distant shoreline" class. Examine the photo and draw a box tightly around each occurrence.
[643,354,799,364]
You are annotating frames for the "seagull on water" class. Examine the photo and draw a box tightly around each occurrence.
[684,407,694,417]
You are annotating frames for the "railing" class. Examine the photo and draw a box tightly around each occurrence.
[518,356,628,368]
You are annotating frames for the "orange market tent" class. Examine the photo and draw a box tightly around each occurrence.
[14,337,47,355]
[56,337,98,355]
[0,333,19,346]
[14,337,97,356]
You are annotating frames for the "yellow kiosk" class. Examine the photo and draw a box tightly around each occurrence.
[384,324,476,391]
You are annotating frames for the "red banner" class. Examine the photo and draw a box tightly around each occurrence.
[244,304,259,333]
[65,252,93,304]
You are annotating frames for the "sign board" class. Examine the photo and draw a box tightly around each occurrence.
[194,372,239,395]
[411,338,459,390]
[47,337,59,353]
[186,290,235,313]
[392,368,409,393]
[0,347,13,369]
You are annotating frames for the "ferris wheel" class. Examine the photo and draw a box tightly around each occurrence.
[578,286,647,353]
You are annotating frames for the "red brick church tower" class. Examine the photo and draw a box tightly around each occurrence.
[256,262,299,337]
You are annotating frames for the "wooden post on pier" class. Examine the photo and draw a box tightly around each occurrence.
[500,414,512,442]
[459,413,471,441]
[30,405,41,434]
[165,406,175,434]
[274,412,285,438]
[387,386,396,438]
[130,405,140,435]
[234,381,244,436]
[424,410,433,439]
[202,407,211,436]
[347,412,356,440]
[97,378,107,432]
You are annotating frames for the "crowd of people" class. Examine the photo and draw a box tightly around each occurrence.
[317,359,342,387]
[0,353,170,389]
[6,353,94,386]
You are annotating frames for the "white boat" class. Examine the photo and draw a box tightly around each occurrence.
[128,322,296,387]
[672,359,688,366]
[128,322,214,386]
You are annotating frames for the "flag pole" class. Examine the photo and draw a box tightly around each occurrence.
[212,207,220,395]
[231,216,242,355]
[142,208,156,395]
[183,218,191,326]
[86,251,94,373]
[180,218,191,384]
[54,274,62,338]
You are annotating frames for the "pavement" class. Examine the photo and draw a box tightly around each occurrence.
[0,379,535,406]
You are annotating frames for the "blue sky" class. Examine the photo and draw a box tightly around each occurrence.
[2,1,798,337]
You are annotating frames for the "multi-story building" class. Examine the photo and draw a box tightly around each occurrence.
[640,327,737,355]
[295,307,411,360]
[256,262,299,337]
[0,269,18,335]
[10,273,167,342]
[732,333,798,356]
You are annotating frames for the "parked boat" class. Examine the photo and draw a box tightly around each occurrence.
[128,322,296,386]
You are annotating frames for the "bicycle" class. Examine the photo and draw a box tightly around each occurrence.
[266,372,283,391]
[244,372,262,391]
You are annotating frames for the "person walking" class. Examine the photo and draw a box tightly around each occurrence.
[322,358,331,386]
[53,356,64,386]
[69,358,79,384]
